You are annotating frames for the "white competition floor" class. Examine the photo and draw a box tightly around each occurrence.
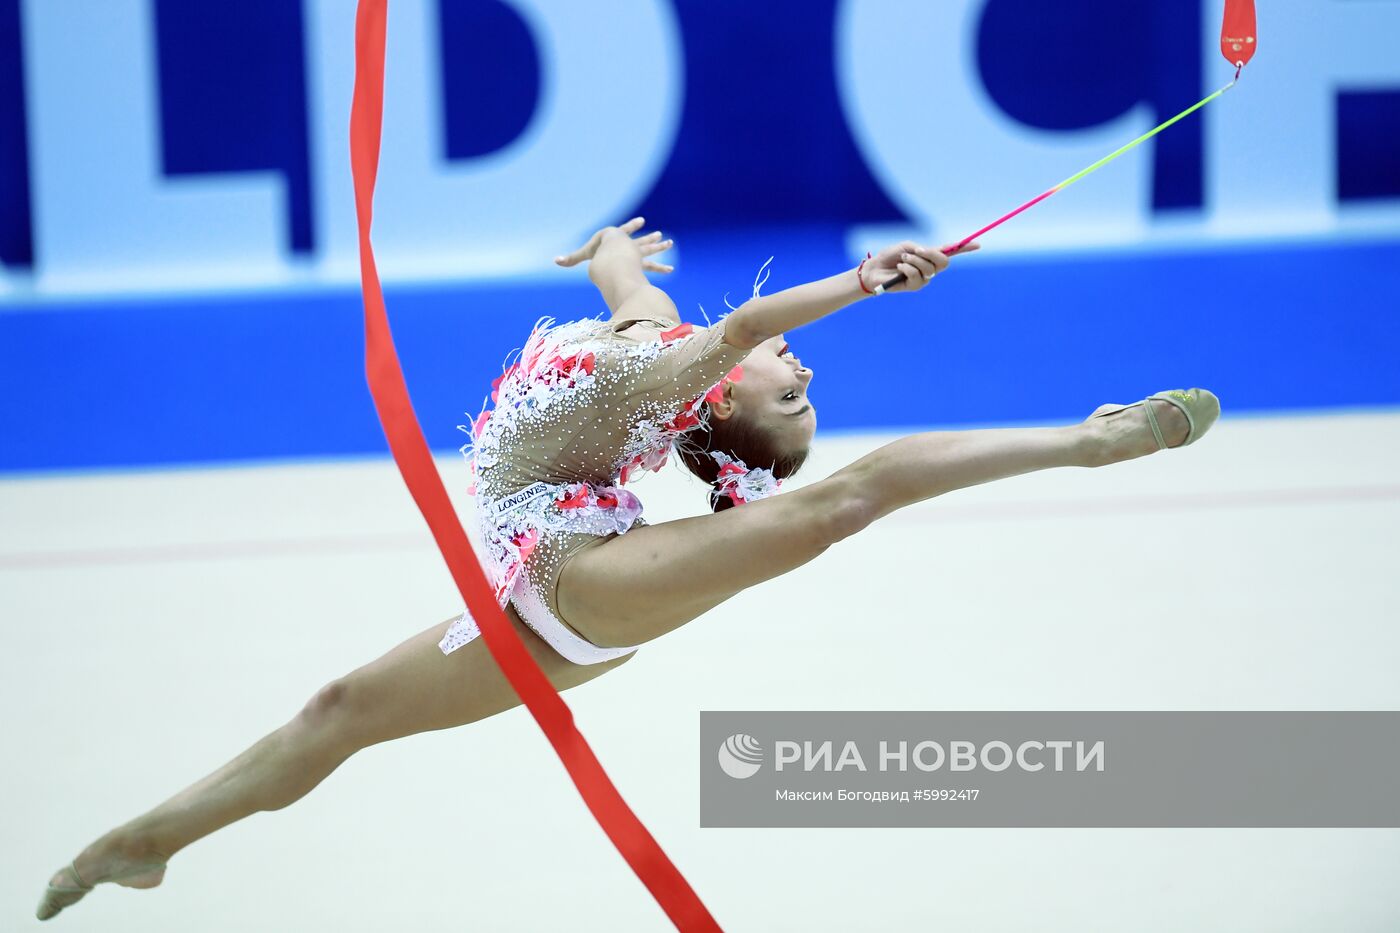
[4,407,1399,931]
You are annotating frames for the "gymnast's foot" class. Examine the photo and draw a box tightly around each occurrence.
[36,827,168,921]
[1085,388,1219,464]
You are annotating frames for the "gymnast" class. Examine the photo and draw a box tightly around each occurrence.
[37,216,1218,919]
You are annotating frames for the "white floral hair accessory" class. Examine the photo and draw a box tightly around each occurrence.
[708,449,782,507]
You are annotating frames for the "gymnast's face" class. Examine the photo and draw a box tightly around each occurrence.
[711,333,817,451]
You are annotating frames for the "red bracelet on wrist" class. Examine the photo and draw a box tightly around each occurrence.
[856,251,875,295]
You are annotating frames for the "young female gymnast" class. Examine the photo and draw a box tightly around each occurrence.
[37,217,1218,920]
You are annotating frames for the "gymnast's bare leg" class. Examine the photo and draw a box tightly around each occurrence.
[557,399,1188,647]
[35,607,633,920]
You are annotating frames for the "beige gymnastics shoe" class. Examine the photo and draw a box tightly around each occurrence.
[1091,388,1221,450]
[36,858,167,921]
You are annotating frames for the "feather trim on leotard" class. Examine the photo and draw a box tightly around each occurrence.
[456,258,778,599]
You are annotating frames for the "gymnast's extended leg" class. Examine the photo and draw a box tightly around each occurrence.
[557,400,1189,648]
[36,608,634,920]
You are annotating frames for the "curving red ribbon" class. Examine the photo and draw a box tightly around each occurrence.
[348,2,722,929]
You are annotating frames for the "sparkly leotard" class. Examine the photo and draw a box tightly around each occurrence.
[438,311,749,664]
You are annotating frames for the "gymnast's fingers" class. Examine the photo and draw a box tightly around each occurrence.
[896,261,923,289]
[644,260,675,274]
[640,237,674,257]
[942,241,981,256]
[902,251,938,280]
[555,229,602,266]
[914,246,950,273]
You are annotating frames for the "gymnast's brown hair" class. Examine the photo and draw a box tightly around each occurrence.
[676,408,810,512]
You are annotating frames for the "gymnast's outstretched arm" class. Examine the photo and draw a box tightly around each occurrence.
[557,216,980,342]
[723,238,979,347]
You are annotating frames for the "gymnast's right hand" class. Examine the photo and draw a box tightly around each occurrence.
[554,217,676,275]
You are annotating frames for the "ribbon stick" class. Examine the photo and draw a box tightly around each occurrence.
[874,0,1258,294]
[349,2,721,930]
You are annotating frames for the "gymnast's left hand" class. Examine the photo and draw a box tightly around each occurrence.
[554,216,676,274]
[859,240,981,294]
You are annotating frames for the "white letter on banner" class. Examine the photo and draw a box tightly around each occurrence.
[304,0,684,282]
[835,741,867,772]
[1046,740,1072,771]
[1203,2,1400,235]
[880,740,908,772]
[950,740,977,771]
[805,741,834,771]
[914,740,945,772]
[1017,741,1045,772]
[980,740,1013,772]
[1078,740,1106,772]
[22,0,283,291]
[775,741,801,771]
[835,0,1154,256]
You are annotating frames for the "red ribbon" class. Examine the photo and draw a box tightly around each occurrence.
[349,3,722,929]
